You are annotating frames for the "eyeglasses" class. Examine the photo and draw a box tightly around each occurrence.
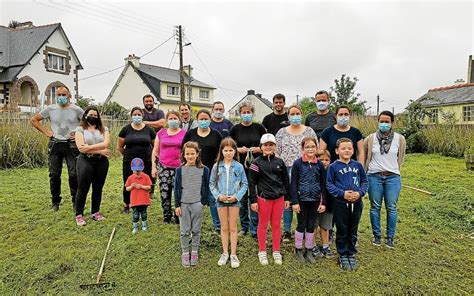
[304,145,317,149]
[57,94,68,96]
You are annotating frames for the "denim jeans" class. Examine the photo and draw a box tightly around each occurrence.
[283,166,293,233]
[132,205,148,223]
[368,174,401,239]
[208,192,221,230]
[48,139,79,205]
[240,192,258,235]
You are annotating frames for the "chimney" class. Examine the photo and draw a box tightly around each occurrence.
[256,93,262,98]
[247,89,255,95]
[124,54,140,68]
[183,65,193,77]
[468,55,474,83]
[16,21,34,29]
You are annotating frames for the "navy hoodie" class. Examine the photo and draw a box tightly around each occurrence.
[326,159,368,201]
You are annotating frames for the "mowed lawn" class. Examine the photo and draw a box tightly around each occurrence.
[0,154,472,294]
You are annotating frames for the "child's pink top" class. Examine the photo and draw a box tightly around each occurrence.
[157,128,186,168]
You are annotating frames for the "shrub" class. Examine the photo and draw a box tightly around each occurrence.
[422,125,474,157]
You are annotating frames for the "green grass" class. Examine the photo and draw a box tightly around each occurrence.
[0,155,473,294]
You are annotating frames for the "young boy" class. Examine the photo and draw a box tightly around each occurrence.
[326,138,368,271]
[313,149,334,258]
[125,158,152,234]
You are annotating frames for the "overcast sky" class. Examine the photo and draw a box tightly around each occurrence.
[1,0,473,113]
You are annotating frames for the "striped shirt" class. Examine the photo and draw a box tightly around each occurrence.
[181,166,204,203]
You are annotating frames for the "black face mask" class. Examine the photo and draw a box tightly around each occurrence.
[86,116,99,125]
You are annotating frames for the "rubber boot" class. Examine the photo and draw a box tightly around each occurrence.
[304,248,317,264]
[295,248,306,263]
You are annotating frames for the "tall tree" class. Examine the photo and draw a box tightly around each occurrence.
[330,74,368,115]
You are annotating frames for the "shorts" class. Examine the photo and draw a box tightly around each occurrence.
[315,211,333,230]
[216,200,241,208]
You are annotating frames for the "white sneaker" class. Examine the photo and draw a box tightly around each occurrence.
[273,251,283,265]
[258,251,268,265]
[230,255,240,268]
[217,253,229,266]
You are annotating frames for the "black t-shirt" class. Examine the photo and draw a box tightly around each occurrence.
[320,125,363,163]
[262,112,289,136]
[230,123,267,164]
[182,128,222,169]
[118,124,156,162]
[305,111,336,137]
[143,108,165,132]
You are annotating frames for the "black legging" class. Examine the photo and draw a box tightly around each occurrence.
[296,201,318,233]
[122,160,153,205]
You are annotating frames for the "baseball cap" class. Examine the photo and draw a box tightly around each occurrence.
[131,157,144,171]
[260,133,276,145]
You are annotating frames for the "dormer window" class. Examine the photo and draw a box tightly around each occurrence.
[48,53,66,72]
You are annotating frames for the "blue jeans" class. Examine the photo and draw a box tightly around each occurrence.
[208,192,221,230]
[283,167,293,233]
[368,174,401,239]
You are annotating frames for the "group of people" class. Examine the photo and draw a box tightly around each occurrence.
[31,87,406,271]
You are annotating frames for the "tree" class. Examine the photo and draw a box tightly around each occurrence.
[97,101,129,120]
[8,20,20,28]
[329,74,368,115]
[299,96,316,122]
[401,99,430,153]
[76,96,93,110]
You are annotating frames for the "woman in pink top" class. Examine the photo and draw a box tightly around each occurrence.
[152,111,186,224]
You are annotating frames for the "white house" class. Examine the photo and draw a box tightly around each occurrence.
[105,54,215,111]
[228,90,273,123]
[0,21,83,112]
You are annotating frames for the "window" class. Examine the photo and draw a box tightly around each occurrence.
[47,53,66,72]
[429,108,438,123]
[463,106,473,122]
[199,90,209,100]
[167,85,179,96]
[50,86,57,103]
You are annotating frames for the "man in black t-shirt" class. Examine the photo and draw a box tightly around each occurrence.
[262,93,289,136]
[142,94,165,132]
[304,90,336,138]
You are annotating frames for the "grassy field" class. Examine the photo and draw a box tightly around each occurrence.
[0,154,473,294]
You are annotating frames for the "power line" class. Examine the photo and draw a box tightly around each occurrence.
[168,42,178,68]
[141,35,175,58]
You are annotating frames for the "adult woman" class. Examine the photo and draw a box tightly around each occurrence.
[275,105,317,242]
[74,106,111,226]
[364,111,406,249]
[118,107,156,213]
[319,105,364,163]
[229,101,266,238]
[182,109,223,232]
[151,111,186,224]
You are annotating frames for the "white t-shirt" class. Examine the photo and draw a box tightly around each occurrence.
[224,163,231,196]
[367,133,401,175]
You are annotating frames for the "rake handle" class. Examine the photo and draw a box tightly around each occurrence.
[402,184,435,196]
[96,227,116,284]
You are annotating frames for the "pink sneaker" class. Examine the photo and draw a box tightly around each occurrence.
[91,212,105,221]
[190,251,199,266]
[75,215,86,226]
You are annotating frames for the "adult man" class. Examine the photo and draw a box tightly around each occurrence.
[262,93,289,135]
[142,94,165,132]
[31,86,84,211]
[179,103,197,131]
[304,90,336,137]
[210,101,233,138]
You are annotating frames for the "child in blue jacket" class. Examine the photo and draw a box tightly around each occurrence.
[326,138,368,271]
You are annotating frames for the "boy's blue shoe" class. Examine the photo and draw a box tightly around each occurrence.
[338,255,351,271]
[132,222,139,234]
[386,237,395,249]
[372,236,382,246]
[347,254,358,271]
[142,220,148,231]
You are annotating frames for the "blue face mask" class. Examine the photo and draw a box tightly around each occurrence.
[337,116,350,127]
[168,119,180,128]
[213,111,224,119]
[240,114,253,123]
[198,119,211,129]
[316,101,328,111]
[56,96,68,106]
[289,115,302,125]
[132,115,142,124]
[379,122,392,133]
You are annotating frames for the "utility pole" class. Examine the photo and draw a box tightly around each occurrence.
[376,94,380,115]
[178,25,185,103]
[392,106,395,114]
[296,94,299,104]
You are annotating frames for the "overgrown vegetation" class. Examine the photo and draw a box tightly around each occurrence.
[0,155,472,294]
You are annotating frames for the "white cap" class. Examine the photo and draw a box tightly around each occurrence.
[260,133,276,145]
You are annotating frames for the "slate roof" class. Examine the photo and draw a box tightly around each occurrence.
[0,23,82,82]
[417,83,474,107]
[137,63,215,89]
[229,93,273,111]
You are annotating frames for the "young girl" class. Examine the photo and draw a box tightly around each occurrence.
[174,141,210,267]
[249,134,290,266]
[210,138,248,268]
[290,137,326,264]
[125,158,152,234]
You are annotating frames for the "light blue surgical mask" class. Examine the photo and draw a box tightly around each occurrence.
[132,115,143,124]
[379,122,392,133]
[198,119,210,129]
[212,111,224,119]
[316,101,328,111]
[337,116,350,127]
[289,115,302,125]
[168,119,180,129]
[56,96,68,106]
[240,114,253,123]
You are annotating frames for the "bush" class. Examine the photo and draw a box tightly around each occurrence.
[422,125,474,157]
[406,130,427,153]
